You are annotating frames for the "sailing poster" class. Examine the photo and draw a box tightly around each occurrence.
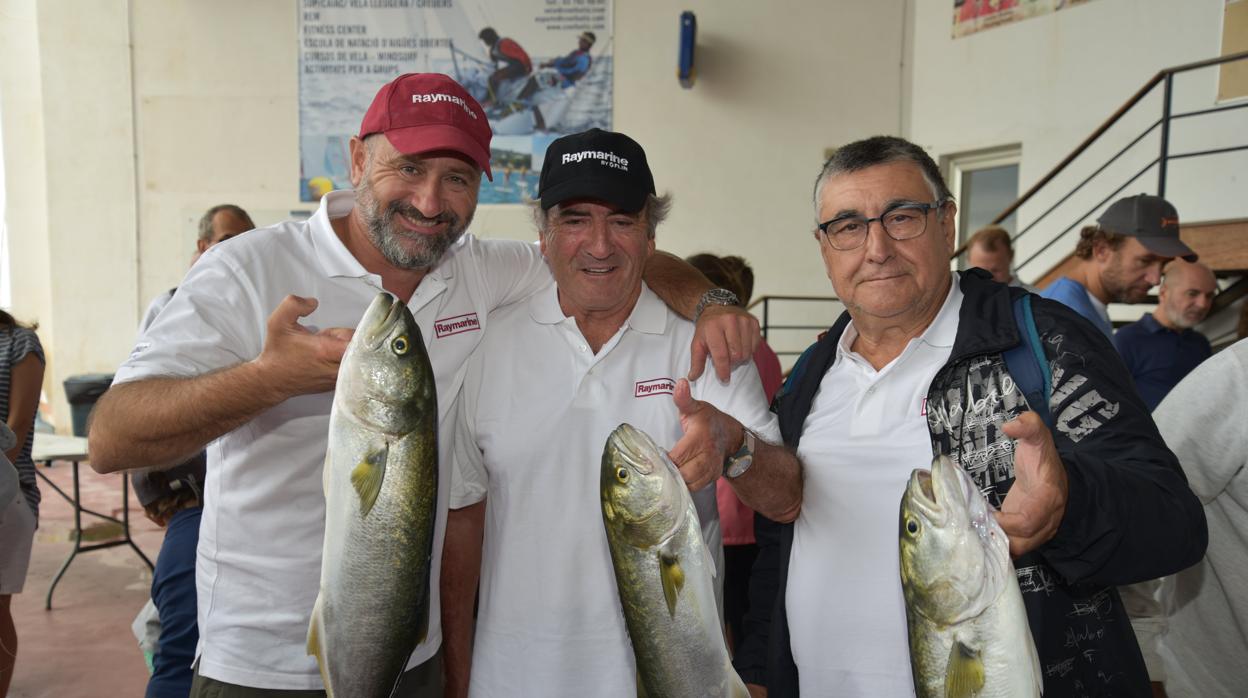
[299,0,613,204]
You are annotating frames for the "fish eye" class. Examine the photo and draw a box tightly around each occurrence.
[906,518,920,536]
[616,467,629,482]
[391,335,409,355]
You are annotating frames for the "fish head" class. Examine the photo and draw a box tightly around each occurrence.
[600,423,685,548]
[335,293,432,436]
[899,455,1011,626]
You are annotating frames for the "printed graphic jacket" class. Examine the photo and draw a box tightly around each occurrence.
[733,269,1208,697]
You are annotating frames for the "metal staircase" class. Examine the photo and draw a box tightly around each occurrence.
[755,50,1248,364]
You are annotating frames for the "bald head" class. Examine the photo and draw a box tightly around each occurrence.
[1156,260,1216,330]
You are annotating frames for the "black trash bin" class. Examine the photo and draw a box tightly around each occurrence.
[63,373,115,437]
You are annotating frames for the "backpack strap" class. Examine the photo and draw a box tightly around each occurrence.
[1002,294,1054,430]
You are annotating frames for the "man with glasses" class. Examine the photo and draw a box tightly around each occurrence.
[733,135,1206,696]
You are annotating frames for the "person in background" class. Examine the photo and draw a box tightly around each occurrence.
[0,310,45,698]
[1112,260,1216,410]
[686,252,783,653]
[140,204,254,330]
[1039,194,1196,339]
[129,203,253,697]
[965,224,1037,291]
[1150,337,1248,697]
[133,457,206,698]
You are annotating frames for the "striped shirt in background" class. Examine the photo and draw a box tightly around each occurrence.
[1,325,45,518]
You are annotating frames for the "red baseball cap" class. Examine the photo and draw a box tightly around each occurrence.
[358,73,494,181]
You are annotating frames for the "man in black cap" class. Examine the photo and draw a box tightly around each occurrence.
[439,129,801,697]
[1040,194,1198,338]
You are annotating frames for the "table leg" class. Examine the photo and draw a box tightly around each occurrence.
[122,475,154,571]
[45,461,85,610]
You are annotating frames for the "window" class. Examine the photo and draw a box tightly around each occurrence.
[942,145,1021,250]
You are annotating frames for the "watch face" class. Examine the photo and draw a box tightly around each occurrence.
[726,454,753,479]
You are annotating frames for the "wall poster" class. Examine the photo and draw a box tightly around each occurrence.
[952,0,1099,39]
[299,0,613,204]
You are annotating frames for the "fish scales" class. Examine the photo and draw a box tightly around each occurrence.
[309,293,438,698]
[899,455,1041,698]
[601,423,748,698]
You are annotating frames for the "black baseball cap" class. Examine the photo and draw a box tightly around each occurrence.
[538,128,655,212]
[1097,194,1197,262]
[130,452,206,508]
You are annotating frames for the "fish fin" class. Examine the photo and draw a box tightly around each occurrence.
[659,551,685,618]
[321,445,332,496]
[307,595,332,695]
[944,640,985,698]
[414,558,431,645]
[350,443,389,517]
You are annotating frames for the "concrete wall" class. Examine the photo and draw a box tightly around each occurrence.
[2,0,907,427]
[8,0,1243,425]
[908,0,1246,320]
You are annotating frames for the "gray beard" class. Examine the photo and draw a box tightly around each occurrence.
[357,188,471,270]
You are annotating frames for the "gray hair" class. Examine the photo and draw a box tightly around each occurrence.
[198,204,254,242]
[812,136,953,219]
[531,193,673,241]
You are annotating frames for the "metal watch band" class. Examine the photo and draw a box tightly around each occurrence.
[694,288,740,322]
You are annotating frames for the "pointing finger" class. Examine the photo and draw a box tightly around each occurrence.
[688,338,709,381]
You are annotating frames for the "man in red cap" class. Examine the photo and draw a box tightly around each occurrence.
[88,73,757,697]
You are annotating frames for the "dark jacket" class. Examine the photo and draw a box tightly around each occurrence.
[733,270,1207,697]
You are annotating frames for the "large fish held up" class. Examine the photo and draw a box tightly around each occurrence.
[899,455,1042,697]
[600,423,749,698]
[308,293,438,698]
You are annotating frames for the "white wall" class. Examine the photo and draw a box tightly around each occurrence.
[3,0,907,426]
[908,0,1246,320]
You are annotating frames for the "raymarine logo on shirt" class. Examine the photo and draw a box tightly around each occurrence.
[562,149,629,172]
[434,312,481,338]
[411,92,479,120]
[634,378,675,398]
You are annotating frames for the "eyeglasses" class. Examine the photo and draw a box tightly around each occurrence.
[816,200,947,251]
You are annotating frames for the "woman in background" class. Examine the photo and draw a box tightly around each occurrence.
[685,254,783,653]
[0,309,45,698]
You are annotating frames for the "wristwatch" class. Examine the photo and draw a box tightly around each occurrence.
[694,288,740,322]
[724,429,756,479]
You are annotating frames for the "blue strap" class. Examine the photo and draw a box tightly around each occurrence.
[1003,294,1054,430]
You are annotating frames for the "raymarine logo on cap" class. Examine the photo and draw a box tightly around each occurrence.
[411,92,479,120]
[562,149,630,171]
[434,312,481,338]
[634,377,675,398]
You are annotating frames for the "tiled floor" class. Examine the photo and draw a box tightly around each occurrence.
[9,458,164,697]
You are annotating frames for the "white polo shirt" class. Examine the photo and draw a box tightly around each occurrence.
[114,190,550,690]
[786,275,962,696]
[449,282,781,698]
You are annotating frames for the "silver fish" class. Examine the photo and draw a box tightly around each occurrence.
[308,293,438,698]
[900,455,1042,697]
[601,423,748,698]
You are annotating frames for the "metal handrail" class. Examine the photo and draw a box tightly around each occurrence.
[950,49,1248,261]
[748,295,839,345]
